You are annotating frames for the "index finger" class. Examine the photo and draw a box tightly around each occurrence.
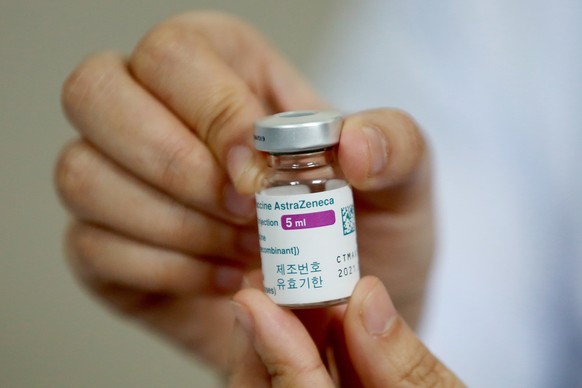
[130,12,324,194]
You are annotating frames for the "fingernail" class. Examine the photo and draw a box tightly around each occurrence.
[215,266,245,292]
[361,280,397,335]
[227,145,253,185]
[224,183,255,218]
[231,301,254,334]
[362,126,388,176]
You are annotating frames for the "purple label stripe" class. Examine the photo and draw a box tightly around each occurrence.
[281,210,336,230]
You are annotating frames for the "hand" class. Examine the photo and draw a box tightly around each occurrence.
[229,276,463,387]
[55,11,433,372]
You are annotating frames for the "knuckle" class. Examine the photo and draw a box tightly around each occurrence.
[396,342,444,387]
[61,52,122,121]
[132,14,260,139]
[165,200,197,244]
[197,85,251,143]
[138,11,250,58]
[165,201,225,254]
[65,222,103,279]
[156,137,195,195]
[173,11,259,54]
[135,22,182,62]
[132,19,207,83]
[54,141,97,210]
[268,358,327,386]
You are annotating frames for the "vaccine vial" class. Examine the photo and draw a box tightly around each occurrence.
[254,111,360,308]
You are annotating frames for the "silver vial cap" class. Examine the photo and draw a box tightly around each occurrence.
[254,110,342,153]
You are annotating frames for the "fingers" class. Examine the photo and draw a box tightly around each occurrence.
[344,277,464,387]
[129,17,265,194]
[60,53,255,221]
[227,278,463,387]
[65,222,244,295]
[339,109,434,328]
[55,140,259,262]
[62,12,326,214]
[129,12,324,194]
[339,108,430,211]
[230,289,334,387]
[151,12,327,112]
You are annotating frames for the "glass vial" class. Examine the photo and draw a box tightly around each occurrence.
[254,111,360,308]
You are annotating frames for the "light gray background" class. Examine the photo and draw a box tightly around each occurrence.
[1,1,333,386]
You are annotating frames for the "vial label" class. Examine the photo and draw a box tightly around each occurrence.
[256,184,360,306]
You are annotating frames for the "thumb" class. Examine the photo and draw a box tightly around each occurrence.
[231,288,334,387]
[344,276,464,387]
[339,108,430,211]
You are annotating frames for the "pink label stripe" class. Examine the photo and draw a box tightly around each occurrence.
[281,210,336,230]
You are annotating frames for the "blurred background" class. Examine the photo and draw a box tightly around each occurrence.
[1,1,333,386]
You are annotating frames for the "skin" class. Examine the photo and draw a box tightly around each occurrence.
[229,276,464,387]
[55,11,452,385]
